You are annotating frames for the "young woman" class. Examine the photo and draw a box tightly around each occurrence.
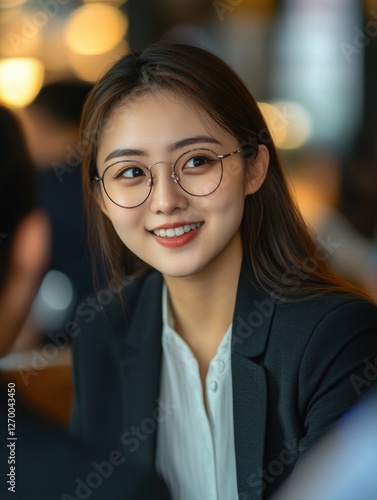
[70,43,377,500]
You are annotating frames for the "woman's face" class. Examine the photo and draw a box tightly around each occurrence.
[96,91,267,279]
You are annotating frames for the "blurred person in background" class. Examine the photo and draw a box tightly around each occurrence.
[0,104,170,500]
[22,81,93,339]
[0,105,47,353]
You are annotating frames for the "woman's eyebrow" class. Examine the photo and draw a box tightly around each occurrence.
[104,148,147,162]
[104,135,223,163]
[168,135,223,151]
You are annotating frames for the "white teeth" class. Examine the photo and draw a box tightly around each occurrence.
[153,222,202,238]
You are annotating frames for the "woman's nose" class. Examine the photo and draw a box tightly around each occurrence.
[148,162,188,214]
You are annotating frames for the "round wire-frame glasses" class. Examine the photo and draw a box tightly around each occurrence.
[94,148,242,209]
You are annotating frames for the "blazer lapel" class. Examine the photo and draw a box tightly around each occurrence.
[232,266,275,498]
[117,272,165,470]
[109,267,275,492]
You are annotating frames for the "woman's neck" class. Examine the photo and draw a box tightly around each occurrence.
[163,233,243,353]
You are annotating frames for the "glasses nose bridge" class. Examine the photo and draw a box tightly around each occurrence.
[148,160,177,186]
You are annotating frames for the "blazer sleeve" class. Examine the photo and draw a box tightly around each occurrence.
[68,276,146,446]
[68,303,122,445]
[297,298,377,457]
[69,312,96,439]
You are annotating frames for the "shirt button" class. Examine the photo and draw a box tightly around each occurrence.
[215,359,226,374]
[210,380,218,392]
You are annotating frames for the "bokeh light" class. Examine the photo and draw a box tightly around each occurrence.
[64,4,128,55]
[67,40,128,82]
[258,102,288,146]
[259,100,312,150]
[0,57,44,108]
[0,0,27,8]
[83,0,126,5]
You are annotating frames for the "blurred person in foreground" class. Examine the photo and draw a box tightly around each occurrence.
[22,81,93,337]
[273,385,377,500]
[0,105,170,499]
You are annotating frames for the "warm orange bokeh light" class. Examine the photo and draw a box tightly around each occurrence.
[64,4,128,55]
[0,57,44,108]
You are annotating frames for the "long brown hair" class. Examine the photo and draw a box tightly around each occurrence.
[80,42,370,301]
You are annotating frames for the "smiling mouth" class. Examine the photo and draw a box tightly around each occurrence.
[152,222,203,238]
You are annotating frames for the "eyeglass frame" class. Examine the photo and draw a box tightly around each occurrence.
[94,147,243,209]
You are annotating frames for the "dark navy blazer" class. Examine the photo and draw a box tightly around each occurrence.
[70,268,377,499]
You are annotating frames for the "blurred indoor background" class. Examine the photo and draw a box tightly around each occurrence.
[1,0,377,425]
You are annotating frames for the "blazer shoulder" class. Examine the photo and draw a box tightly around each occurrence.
[277,294,377,381]
[267,293,377,368]
[306,294,377,343]
[278,291,377,324]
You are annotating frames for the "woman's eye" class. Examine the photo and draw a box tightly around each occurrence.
[185,155,211,168]
[118,167,145,178]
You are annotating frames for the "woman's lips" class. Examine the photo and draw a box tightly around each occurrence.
[152,222,202,238]
[150,222,203,248]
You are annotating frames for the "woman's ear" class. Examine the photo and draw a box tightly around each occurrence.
[245,144,269,196]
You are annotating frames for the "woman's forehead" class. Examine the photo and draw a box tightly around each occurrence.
[109,91,204,125]
[102,90,235,146]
